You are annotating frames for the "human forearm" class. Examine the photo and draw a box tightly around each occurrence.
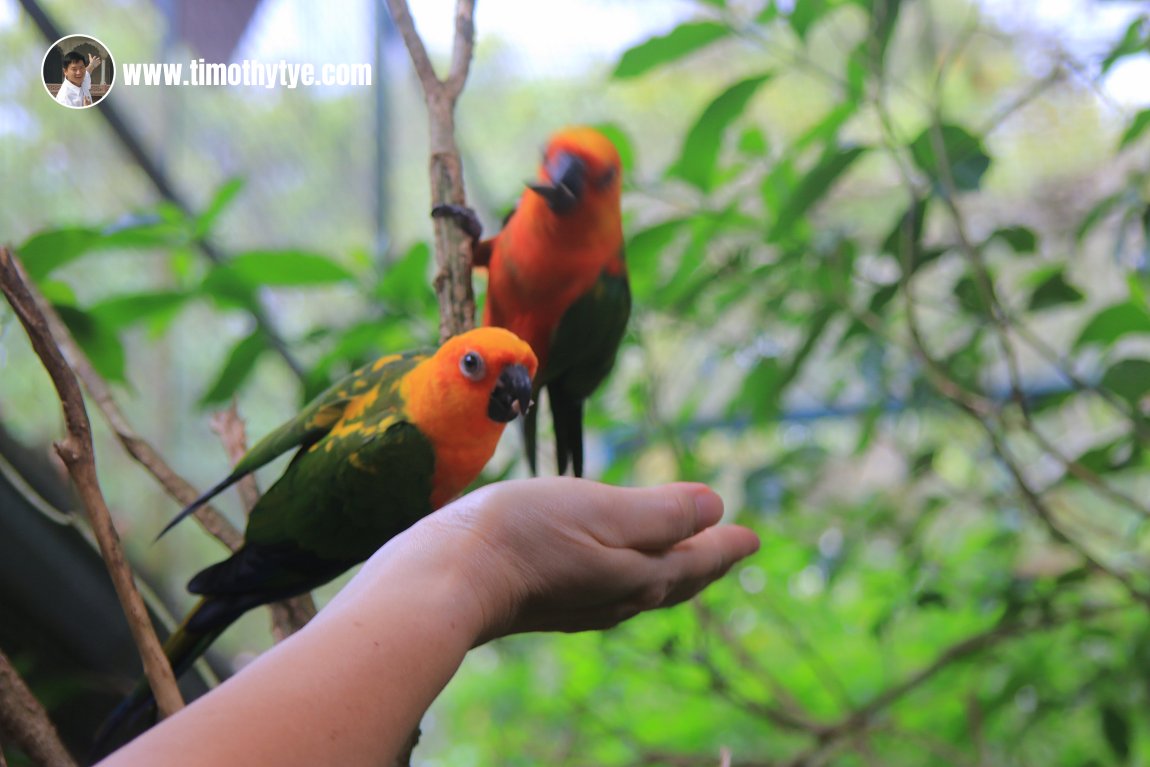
[100,537,484,767]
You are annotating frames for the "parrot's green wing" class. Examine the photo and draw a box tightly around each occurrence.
[526,258,631,476]
[157,350,427,539]
[181,417,436,639]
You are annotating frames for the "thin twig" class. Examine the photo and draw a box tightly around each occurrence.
[694,602,819,730]
[0,647,76,767]
[785,602,1128,765]
[384,0,478,342]
[0,247,184,718]
[209,404,261,513]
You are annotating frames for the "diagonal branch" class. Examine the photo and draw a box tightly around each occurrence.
[0,247,184,719]
[0,648,75,767]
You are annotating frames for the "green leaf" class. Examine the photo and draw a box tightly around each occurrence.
[54,305,127,384]
[868,282,898,314]
[731,357,782,422]
[910,124,991,194]
[1026,268,1083,312]
[761,155,795,213]
[199,330,268,405]
[882,196,932,273]
[87,291,191,330]
[954,274,990,316]
[1101,16,1149,74]
[200,264,258,310]
[193,177,244,238]
[737,126,769,156]
[768,146,866,241]
[612,21,730,79]
[592,122,637,176]
[987,226,1037,253]
[627,218,688,300]
[1119,108,1150,150]
[867,0,902,70]
[1099,358,1150,406]
[223,250,355,287]
[37,280,77,306]
[659,211,740,309]
[789,0,828,39]
[914,589,948,609]
[845,42,868,102]
[18,215,190,281]
[376,242,434,315]
[775,306,835,398]
[1076,188,1135,243]
[755,1,779,24]
[1076,436,1137,474]
[18,228,102,281]
[794,102,858,153]
[1099,702,1132,761]
[669,74,773,191]
[1074,301,1150,350]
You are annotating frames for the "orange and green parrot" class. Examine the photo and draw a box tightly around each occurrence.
[439,126,630,477]
[96,327,535,750]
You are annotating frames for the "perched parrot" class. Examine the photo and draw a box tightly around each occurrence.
[95,327,536,752]
[441,126,630,477]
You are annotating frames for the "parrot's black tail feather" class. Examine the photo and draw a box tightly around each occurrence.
[87,686,157,764]
[90,600,231,763]
[155,473,244,541]
[522,401,540,476]
[550,388,585,478]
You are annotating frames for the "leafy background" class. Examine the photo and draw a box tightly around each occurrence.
[3,0,1150,764]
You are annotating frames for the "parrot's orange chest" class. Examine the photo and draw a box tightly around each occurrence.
[488,211,618,328]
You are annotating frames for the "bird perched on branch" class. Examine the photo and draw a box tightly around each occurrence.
[436,126,630,477]
[95,327,536,753]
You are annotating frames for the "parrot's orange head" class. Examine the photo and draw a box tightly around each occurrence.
[402,327,539,508]
[527,126,622,217]
[414,327,538,426]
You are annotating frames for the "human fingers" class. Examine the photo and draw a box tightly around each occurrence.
[524,525,761,634]
[654,524,761,608]
[574,481,726,552]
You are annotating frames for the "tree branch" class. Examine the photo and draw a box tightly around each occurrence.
[384,0,477,342]
[0,247,184,718]
[0,648,75,767]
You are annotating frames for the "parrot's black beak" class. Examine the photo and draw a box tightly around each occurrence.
[488,363,534,423]
[527,151,585,215]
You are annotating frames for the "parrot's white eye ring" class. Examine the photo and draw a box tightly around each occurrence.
[460,351,486,381]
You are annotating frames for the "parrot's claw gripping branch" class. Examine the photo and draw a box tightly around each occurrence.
[431,203,484,243]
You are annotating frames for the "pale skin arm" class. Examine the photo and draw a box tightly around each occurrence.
[98,478,760,767]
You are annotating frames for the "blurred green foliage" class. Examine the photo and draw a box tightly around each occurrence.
[4,0,1150,765]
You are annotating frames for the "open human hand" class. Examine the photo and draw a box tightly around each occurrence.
[401,477,761,642]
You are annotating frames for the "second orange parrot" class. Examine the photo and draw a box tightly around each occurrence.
[470,127,630,477]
